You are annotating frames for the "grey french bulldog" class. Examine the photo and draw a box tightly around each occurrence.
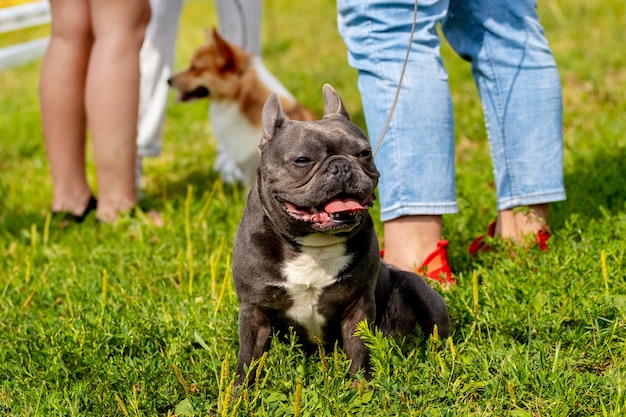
[232,84,451,384]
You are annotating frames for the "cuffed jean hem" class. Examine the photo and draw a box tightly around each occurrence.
[497,189,567,211]
[381,202,459,222]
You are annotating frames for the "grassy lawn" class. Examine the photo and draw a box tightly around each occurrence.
[1,0,625,415]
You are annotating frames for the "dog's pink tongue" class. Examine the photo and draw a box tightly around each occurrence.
[324,198,365,214]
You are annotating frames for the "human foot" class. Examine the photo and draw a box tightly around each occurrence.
[52,195,98,225]
[416,240,456,287]
[470,204,551,254]
[96,203,163,227]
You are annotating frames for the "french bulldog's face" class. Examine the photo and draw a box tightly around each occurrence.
[257,85,379,236]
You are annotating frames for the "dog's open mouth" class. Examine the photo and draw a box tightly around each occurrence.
[178,86,209,102]
[283,195,375,227]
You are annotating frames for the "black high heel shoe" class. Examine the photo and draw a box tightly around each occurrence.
[52,195,98,224]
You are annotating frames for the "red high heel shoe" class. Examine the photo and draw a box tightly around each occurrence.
[468,221,551,255]
[535,227,551,251]
[468,221,497,256]
[380,240,456,287]
[417,240,456,287]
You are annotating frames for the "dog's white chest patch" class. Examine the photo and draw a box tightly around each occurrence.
[281,237,352,342]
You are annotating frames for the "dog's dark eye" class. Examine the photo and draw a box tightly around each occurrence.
[294,156,312,165]
[357,149,372,158]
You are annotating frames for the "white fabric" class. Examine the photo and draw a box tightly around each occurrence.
[137,0,183,157]
[216,0,263,55]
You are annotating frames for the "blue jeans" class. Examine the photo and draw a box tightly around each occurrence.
[337,0,566,221]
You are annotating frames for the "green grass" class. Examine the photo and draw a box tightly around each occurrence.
[1,0,625,415]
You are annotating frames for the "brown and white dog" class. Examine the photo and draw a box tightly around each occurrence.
[168,29,317,185]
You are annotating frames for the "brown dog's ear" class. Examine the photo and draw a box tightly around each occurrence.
[204,28,213,43]
[209,28,237,72]
[259,93,288,150]
[322,84,350,121]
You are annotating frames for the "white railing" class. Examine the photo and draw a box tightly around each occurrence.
[0,1,50,70]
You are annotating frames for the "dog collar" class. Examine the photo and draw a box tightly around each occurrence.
[260,202,271,220]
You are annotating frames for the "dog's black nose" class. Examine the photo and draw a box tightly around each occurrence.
[328,158,352,180]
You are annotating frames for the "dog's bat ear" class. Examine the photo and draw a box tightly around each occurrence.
[260,93,288,149]
[322,84,350,121]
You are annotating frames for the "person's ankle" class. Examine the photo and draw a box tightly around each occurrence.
[384,244,438,273]
[496,209,518,240]
[497,204,549,243]
[516,204,549,238]
[96,197,137,223]
[383,215,443,272]
[52,189,93,216]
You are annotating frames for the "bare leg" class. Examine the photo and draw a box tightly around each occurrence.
[87,0,151,222]
[383,215,443,273]
[40,0,93,215]
[497,204,549,241]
